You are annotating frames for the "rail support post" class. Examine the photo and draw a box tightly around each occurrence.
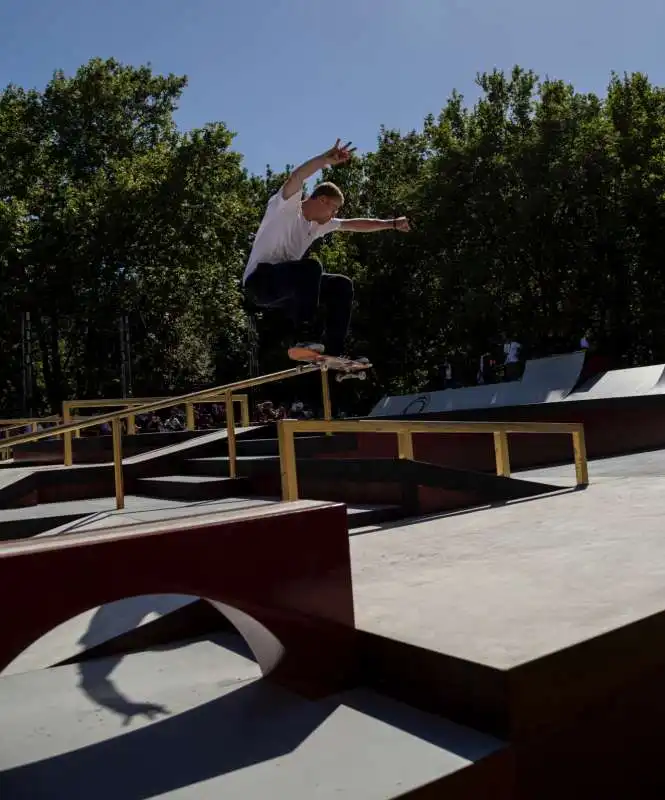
[493,430,511,477]
[112,418,125,510]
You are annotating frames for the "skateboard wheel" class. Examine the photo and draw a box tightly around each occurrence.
[359,372,366,380]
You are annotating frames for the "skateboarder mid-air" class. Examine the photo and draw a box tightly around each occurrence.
[243,139,410,362]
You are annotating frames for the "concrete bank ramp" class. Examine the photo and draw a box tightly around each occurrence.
[369,352,586,416]
[566,364,665,401]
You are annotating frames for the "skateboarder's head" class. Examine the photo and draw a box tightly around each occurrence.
[303,182,344,223]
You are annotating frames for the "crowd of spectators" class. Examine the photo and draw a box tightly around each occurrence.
[252,399,317,423]
[88,398,319,435]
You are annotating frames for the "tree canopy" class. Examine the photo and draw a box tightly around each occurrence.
[2,58,665,413]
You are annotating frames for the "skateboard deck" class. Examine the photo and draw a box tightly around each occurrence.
[288,346,371,382]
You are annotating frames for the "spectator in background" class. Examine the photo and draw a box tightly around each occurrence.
[290,400,305,418]
[503,337,522,381]
[165,411,184,431]
[440,360,454,389]
[477,352,497,385]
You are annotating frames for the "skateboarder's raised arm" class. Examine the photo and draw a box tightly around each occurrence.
[339,217,411,233]
[281,139,356,200]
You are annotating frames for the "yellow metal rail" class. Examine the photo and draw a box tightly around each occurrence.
[0,417,62,460]
[0,362,332,508]
[277,418,589,501]
[0,416,62,431]
[63,394,251,440]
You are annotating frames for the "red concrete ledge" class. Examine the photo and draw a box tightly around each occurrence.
[0,500,355,696]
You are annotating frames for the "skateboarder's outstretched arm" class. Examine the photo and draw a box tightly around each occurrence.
[339,217,411,233]
[282,139,356,200]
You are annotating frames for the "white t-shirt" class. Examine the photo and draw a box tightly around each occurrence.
[503,341,521,364]
[243,187,342,284]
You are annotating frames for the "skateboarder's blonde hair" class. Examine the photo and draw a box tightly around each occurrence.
[311,182,345,205]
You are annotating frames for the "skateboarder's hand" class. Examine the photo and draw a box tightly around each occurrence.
[395,216,411,232]
[121,701,169,725]
[324,139,356,165]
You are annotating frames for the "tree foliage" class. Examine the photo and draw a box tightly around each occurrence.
[2,59,665,412]
[0,58,254,409]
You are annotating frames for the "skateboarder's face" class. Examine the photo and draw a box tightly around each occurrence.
[309,195,343,223]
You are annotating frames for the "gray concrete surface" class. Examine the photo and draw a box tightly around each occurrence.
[0,636,503,799]
[351,458,665,668]
[0,494,193,524]
[6,446,665,798]
[518,447,665,480]
[564,363,665,400]
[20,495,392,538]
[0,467,33,489]
[33,495,281,536]
[0,461,110,491]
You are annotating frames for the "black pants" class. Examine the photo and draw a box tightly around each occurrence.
[244,259,353,356]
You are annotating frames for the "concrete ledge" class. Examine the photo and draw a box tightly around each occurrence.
[0,500,356,697]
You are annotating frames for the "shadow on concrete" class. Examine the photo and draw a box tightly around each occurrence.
[77,655,171,727]
[70,598,257,724]
[348,485,580,537]
[77,595,205,653]
[0,679,500,799]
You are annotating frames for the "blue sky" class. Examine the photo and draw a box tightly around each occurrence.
[2,0,665,177]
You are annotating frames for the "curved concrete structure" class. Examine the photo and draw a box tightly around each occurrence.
[0,500,355,696]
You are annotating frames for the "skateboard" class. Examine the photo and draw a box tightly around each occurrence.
[288,346,371,382]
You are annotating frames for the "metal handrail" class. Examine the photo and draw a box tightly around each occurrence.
[0,417,62,427]
[277,418,589,501]
[63,394,251,440]
[0,417,62,460]
[0,363,332,508]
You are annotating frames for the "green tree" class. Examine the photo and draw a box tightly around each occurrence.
[0,58,255,410]
[5,59,665,415]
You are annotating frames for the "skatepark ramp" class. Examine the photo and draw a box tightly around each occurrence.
[565,363,665,401]
[369,352,586,417]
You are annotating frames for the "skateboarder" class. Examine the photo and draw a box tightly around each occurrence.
[243,139,410,359]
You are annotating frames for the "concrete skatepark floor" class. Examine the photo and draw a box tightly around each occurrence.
[0,495,394,540]
[350,449,665,666]
[3,447,665,796]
